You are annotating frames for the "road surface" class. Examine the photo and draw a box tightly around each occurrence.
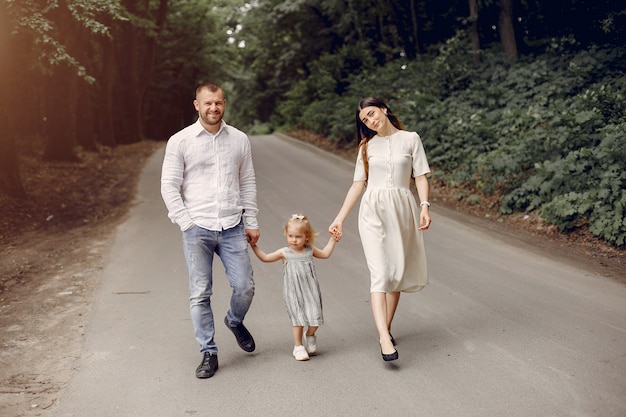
[54,133,626,417]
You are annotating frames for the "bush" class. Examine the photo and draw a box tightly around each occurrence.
[279,40,626,247]
[399,45,625,247]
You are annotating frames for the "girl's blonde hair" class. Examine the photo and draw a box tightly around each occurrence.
[284,213,318,246]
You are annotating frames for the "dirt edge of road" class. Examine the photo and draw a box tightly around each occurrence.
[0,140,162,417]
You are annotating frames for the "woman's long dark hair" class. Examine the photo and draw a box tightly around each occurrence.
[355,97,404,180]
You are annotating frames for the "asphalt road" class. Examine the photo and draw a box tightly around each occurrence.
[54,133,626,417]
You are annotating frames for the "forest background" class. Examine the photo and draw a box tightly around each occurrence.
[0,0,625,250]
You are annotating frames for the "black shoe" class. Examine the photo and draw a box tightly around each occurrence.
[390,334,397,346]
[381,347,399,362]
[196,352,218,378]
[224,316,255,352]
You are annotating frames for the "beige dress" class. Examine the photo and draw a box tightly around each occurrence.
[353,130,430,293]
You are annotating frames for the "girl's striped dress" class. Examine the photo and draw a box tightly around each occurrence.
[282,247,324,326]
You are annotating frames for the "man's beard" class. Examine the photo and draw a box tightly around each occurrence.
[201,112,222,126]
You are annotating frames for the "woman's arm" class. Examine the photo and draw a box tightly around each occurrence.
[328,180,366,239]
[414,174,431,230]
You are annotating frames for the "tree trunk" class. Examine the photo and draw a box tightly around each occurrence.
[43,67,80,162]
[42,1,80,161]
[409,0,421,56]
[75,83,98,152]
[74,32,98,151]
[498,0,519,61]
[138,0,168,140]
[117,0,168,144]
[96,35,117,147]
[0,7,26,197]
[391,0,419,59]
[469,0,481,64]
[0,136,26,198]
[114,20,142,144]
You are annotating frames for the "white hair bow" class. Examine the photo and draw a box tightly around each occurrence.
[291,214,305,220]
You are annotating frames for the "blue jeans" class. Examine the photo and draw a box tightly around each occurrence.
[182,221,255,354]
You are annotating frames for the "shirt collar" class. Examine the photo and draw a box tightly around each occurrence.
[192,119,230,138]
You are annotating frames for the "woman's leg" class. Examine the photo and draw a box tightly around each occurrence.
[385,292,401,333]
[371,292,396,355]
[305,326,318,337]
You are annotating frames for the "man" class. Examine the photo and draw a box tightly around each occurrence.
[161,82,259,379]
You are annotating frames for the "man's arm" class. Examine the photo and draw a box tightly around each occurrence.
[161,139,194,231]
[239,136,259,239]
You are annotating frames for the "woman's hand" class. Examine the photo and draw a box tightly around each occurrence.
[418,206,431,231]
[414,174,431,231]
[329,222,343,241]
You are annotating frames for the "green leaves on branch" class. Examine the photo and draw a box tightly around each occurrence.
[279,40,626,247]
[521,125,626,246]
[430,47,626,247]
[5,0,127,81]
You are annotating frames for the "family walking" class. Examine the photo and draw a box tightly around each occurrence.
[161,82,431,378]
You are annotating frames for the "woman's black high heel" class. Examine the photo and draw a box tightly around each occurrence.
[381,348,399,361]
[381,334,398,361]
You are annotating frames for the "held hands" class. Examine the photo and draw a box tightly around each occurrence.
[328,222,342,242]
[245,229,260,245]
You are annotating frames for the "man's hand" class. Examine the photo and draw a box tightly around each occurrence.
[245,229,260,245]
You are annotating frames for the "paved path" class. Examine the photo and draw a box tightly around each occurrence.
[54,134,626,417]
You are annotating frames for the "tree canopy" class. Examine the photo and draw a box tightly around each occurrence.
[1,0,625,245]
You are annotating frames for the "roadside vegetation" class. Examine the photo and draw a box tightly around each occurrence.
[274,41,626,247]
[1,0,624,249]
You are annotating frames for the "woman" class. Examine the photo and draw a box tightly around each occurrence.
[329,97,431,361]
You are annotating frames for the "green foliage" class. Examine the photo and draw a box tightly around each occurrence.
[277,40,626,247]
[428,30,477,96]
[507,123,626,246]
[274,40,378,141]
[235,1,626,247]
[247,121,274,136]
[426,46,626,247]
[5,0,127,81]
[454,48,626,246]
[144,0,241,136]
[10,0,618,244]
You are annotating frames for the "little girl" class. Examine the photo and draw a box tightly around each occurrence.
[250,214,338,361]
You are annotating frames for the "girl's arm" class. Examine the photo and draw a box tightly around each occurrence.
[250,244,285,263]
[328,180,366,239]
[312,235,338,259]
[415,174,431,230]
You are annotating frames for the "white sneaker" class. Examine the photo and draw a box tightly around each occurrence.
[293,345,309,361]
[305,335,317,355]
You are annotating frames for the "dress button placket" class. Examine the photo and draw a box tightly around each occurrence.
[386,136,394,188]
